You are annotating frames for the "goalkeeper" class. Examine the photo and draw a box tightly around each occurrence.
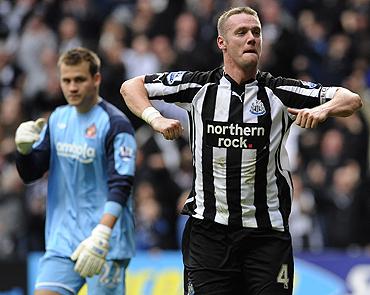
[15,47,136,295]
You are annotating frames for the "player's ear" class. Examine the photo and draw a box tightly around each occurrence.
[217,35,227,51]
[94,72,102,85]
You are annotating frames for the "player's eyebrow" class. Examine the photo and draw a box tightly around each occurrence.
[62,75,87,82]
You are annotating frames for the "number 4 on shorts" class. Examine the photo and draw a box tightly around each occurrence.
[277,264,289,289]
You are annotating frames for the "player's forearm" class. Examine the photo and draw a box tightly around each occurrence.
[99,213,118,229]
[120,76,154,118]
[15,150,49,183]
[100,200,123,229]
[324,87,362,117]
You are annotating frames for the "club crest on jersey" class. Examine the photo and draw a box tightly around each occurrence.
[301,81,317,88]
[85,124,97,138]
[167,71,186,85]
[119,146,134,161]
[250,99,266,116]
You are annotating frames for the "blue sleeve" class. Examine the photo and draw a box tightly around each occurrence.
[15,123,50,183]
[104,201,123,218]
[105,115,136,206]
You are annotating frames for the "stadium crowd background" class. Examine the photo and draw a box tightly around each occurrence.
[0,0,369,261]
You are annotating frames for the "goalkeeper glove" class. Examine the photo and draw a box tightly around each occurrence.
[15,118,46,155]
[70,224,112,278]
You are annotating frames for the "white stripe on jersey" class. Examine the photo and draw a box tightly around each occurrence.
[277,85,320,98]
[193,85,209,219]
[213,76,231,225]
[266,88,287,229]
[241,83,259,228]
[145,82,202,97]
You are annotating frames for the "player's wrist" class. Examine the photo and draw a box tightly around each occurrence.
[92,224,112,240]
[141,106,162,125]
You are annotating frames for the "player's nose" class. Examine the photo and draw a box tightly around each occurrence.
[68,81,79,91]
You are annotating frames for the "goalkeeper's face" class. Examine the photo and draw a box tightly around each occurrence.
[59,61,101,113]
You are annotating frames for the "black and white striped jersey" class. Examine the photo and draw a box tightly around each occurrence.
[144,67,338,230]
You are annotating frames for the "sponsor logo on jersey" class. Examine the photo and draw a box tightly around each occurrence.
[167,71,186,85]
[250,99,266,116]
[119,145,134,161]
[85,123,97,138]
[205,120,266,149]
[56,142,96,163]
[232,91,245,102]
[301,81,317,88]
[153,73,166,83]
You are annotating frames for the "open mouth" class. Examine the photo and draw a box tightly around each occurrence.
[244,49,258,54]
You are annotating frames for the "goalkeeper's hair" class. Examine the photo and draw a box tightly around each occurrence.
[58,47,101,76]
[217,6,260,37]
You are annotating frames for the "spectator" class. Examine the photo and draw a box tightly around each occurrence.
[172,11,213,71]
[151,35,177,71]
[57,16,82,54]
[16,12,57,102]
[122,34,160,79]
[289,172,323,251]
[321,161,362,248]
[0,43,23,99]
[134,181,170,251]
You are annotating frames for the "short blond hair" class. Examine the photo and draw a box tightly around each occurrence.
[58,47,101,76]
[217,6,260,37]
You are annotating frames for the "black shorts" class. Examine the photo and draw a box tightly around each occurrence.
[182,217,294,295]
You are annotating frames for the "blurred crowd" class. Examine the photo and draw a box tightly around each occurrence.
[0,0,369,260]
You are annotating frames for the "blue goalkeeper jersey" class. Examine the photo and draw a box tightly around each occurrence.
[16,99,136,260]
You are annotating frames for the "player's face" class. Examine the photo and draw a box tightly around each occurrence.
[219,13,262,70]
[59,61,101,113]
